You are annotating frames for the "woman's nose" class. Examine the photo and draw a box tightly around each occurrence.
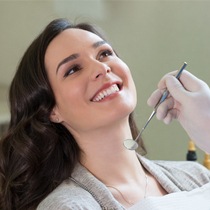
[91,62,111,80]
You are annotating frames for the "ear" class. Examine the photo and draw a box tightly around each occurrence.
[50,106,62,123]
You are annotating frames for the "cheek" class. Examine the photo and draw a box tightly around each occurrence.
[54,80,87,117]
[122,65,137,106]
[113,61,137,108]
[56,89,88,132]
[114,58,132,77]
[115,60,136,92]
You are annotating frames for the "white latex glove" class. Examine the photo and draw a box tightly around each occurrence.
[147,70,210,153]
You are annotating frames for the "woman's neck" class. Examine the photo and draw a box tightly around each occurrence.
[77,120,145,186]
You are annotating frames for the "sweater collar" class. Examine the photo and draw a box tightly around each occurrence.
[70,154,177,209]
[71,162,125,209]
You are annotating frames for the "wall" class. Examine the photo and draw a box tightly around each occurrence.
[0,0,210,163]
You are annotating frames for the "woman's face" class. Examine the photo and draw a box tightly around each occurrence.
[45,28,137,135]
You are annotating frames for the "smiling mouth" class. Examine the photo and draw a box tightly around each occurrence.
[91,84,120,102]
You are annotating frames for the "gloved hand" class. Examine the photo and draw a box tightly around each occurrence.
[147,70,210,153]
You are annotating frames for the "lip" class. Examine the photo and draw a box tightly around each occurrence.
[90,81,122,102]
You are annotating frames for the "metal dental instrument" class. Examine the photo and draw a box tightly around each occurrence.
[124,62,187,150]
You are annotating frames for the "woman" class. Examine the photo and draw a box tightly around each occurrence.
[0,18,209,210]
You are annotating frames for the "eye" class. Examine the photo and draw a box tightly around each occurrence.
[99,49,113,61]
[64,64,82,78]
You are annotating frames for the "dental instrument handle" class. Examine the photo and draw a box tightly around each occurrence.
[154,61,187,109]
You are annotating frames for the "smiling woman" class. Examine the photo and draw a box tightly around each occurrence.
[0,18,144,210]
[45,27,137,134]
[0,18,210,210]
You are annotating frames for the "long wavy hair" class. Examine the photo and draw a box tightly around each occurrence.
[0,18,145,210]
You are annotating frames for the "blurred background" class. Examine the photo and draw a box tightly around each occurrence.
[0,0,210,163]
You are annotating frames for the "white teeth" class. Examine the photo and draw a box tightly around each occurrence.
[93,84,120,102]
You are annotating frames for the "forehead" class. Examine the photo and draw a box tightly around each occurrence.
[48,28,103,51]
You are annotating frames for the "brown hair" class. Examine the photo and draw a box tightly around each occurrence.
[0,18,145,210]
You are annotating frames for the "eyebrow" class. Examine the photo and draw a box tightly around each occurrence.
[56,40,107,74]
[92,40,107,48]
[56,53,79,74]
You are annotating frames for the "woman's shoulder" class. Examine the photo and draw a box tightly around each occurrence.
[139,155,210,192]
[36,178,101,210]
[154,159,210,177]
[153,159,210,188]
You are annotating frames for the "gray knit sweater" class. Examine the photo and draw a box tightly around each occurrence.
[37,156,210,210]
